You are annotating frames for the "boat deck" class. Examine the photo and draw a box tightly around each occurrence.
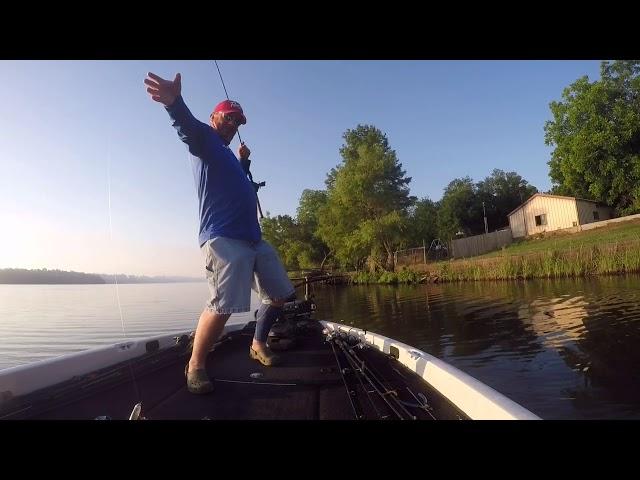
[10,321,466,420]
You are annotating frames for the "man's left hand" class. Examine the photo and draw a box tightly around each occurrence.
[238,142,251,160]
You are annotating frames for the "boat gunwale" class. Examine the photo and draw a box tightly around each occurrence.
[321,321,541,420]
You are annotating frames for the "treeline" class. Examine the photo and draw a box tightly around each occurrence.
[0,268,201,284]
[263,60,640,273]
[0,268,106,284]
[261,125,537,272]
[545,60,640,215]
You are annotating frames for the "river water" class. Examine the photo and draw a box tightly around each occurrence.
[2,275,639,419]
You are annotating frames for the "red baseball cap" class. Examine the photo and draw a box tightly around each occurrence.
[213,99,247,125]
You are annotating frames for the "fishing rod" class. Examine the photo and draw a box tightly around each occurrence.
[333,335,415,420]
[327,330,396,420]
[344,340,435,419]
[328,331,428,420]
[327,335,366,419]
[214,61,265,220]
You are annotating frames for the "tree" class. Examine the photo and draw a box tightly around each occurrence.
[476,169,537,231]
[437,177,478,241]
[261,192,333,271]
[260,214,305,270]
[296,189,332,270]
[317,125,415,271]
[545,60,640,215]
[405,197,439,248]
[297,189,327,230]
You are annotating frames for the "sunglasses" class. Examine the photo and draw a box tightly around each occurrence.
[222,113,243,127]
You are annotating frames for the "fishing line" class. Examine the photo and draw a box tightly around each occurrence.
[213,60,264,219]
[214,60,242,144]
[107,139,142,404]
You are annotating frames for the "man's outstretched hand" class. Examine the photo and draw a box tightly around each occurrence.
[144,72,181,107]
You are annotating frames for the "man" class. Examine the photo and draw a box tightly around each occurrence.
[144,71,295,394]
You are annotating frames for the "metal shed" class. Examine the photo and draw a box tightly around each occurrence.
[507,193,614,238]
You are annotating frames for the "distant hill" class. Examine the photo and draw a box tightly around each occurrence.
[0,268,203,284]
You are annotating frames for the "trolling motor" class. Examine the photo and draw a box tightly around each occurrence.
[253,294,318,352]
[268,297,318,351]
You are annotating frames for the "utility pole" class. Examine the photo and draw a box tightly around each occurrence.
[483,201,488,234]
[423,239,427,264]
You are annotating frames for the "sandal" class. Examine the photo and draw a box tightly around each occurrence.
[249,346,281,366]
[185,364,214,394]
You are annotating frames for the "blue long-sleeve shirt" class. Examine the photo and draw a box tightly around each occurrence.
[165,95,261,246]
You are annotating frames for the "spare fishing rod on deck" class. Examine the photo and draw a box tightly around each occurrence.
[326,330,437,420]
[214,61,265,220]
[326,330,417,420]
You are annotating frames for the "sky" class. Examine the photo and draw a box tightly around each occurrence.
[0,60,602,277]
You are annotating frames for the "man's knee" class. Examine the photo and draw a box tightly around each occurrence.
[201,309,231,321]
[268,291,296,308]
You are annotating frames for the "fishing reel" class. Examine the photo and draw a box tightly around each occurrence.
[239,158,265,193]
[252,181,266,193]
[324,328,366,349]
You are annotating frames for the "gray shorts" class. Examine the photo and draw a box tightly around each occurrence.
[201,237,295,314]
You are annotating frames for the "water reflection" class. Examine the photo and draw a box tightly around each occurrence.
[310,275,640,419]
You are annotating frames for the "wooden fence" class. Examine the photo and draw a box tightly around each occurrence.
[451,229,513,258]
